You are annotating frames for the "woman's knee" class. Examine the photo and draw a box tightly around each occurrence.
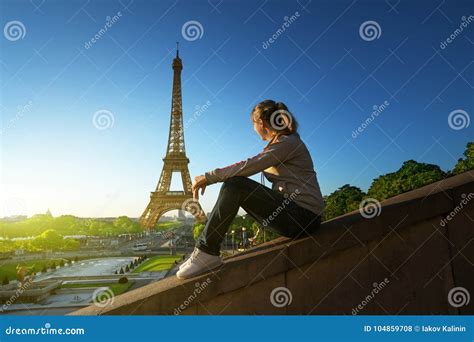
[222,176,251,189]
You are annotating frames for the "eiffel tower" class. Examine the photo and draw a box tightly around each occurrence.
[140,44,205,229]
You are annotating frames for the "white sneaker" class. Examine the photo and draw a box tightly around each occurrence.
[176,248,222,279]
[178,249,198,270]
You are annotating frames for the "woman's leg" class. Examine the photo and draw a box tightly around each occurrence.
[196,176,321,256]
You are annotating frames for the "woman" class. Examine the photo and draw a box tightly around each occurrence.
[177,100,324,279]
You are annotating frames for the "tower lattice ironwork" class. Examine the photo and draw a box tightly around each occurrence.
[140,45,205,229]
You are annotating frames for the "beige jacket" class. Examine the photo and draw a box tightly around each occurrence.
[204,133,324,216]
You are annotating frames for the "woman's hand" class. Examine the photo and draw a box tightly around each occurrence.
[192,175,207,201]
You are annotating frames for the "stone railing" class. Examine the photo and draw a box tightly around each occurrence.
[70,171,473,315]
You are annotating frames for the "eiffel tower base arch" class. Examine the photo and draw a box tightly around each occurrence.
[140,193,205,229]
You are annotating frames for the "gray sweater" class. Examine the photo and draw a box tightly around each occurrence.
[204,133,325,216]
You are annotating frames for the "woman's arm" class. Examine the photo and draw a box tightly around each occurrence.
[204,136,296,185]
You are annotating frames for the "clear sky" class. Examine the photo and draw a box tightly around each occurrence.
[1,0,473,218]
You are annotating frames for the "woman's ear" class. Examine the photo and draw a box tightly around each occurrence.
[261,118,271,129]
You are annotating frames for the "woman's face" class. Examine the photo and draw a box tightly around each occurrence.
[252,116,271,141]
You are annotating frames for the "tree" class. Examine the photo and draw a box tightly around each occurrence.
[453,142,474,175]
[368,160,446,201]
[49,215,76,232]
[193,223,205,240]
[0,214,145,241]
[31,229,63,251]
[88,222,102,236]
[323,185,366,220]
[63,238,80,251]
[0,240,17,254]
[114,216,143,234]
[248,222,278,245]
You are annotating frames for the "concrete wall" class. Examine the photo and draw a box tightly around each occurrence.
[70,171,474,315]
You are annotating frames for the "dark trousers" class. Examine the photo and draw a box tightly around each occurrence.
[196,176,322,256]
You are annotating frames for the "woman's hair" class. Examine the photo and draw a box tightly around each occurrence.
[251,99,298,135]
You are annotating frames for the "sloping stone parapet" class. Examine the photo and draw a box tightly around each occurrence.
[70,171,474,315]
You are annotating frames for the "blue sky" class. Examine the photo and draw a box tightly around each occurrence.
[1,0,473,218]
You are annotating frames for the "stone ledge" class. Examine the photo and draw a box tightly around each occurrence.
[70,170,474,315]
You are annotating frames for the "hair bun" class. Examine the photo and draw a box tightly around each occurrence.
[251,100,298,135]
[275,102,287,110]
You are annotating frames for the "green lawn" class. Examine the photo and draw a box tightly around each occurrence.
[61,282,133,297]
[133,255,183,273]
[0,258,70,282]
[155,221,181,231]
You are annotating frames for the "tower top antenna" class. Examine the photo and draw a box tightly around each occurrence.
[176,42,179,57]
